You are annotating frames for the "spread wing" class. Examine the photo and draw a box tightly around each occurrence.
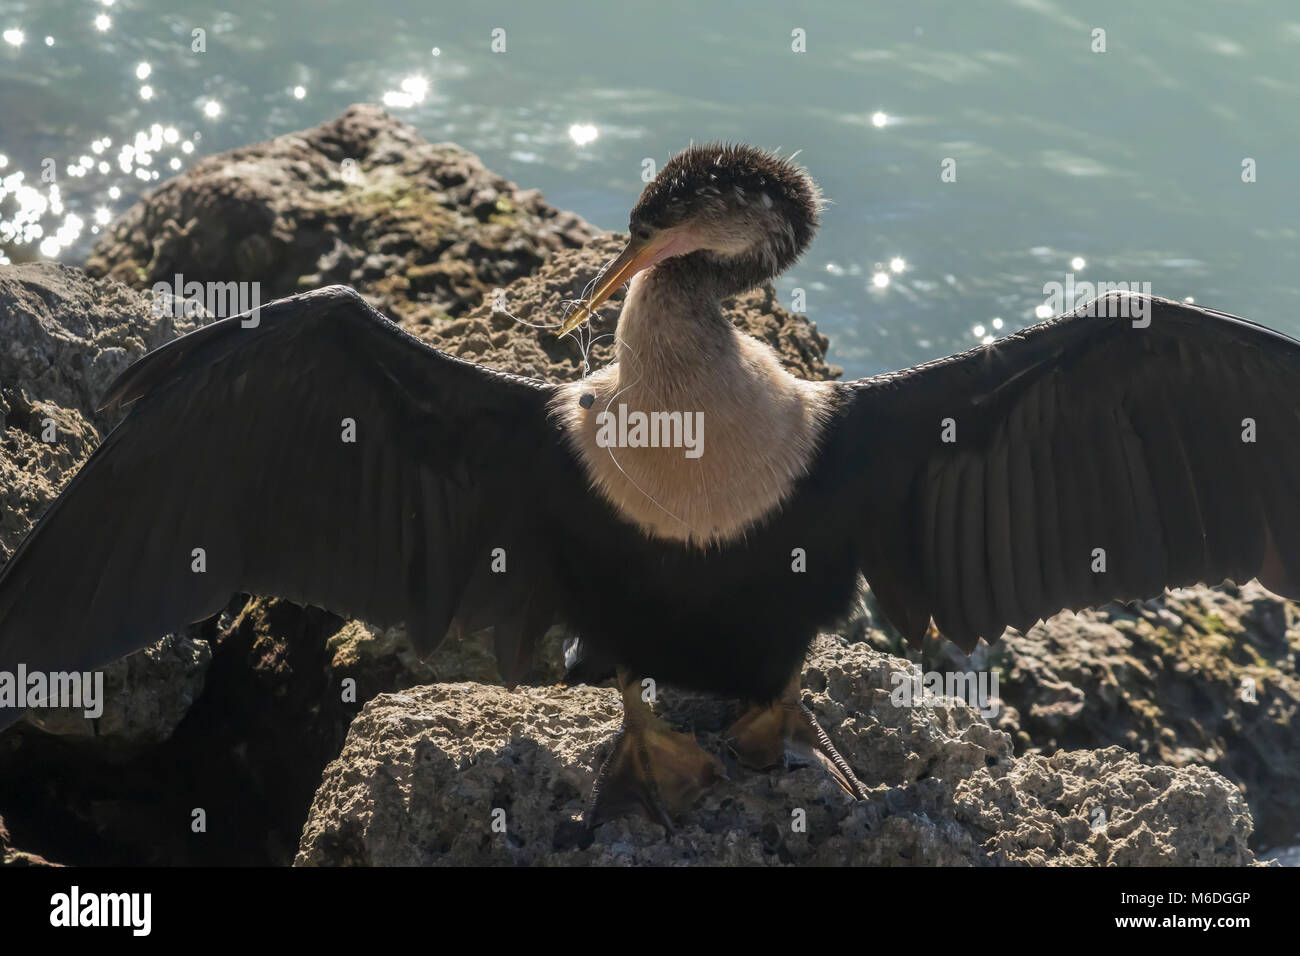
[842,293,1300,651]
[0,285,564,724]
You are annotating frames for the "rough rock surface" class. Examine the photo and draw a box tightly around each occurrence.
[0,263,208,560]
[0,262,208,420]
[85,103,595,326]
[849,582,1300,855]
[993,585,1300,850]
[296,637,1257,866]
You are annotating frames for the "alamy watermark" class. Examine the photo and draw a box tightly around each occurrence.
[151,273,261,327]
[0,665,104,719]
[1040,274,1153,327]
[49,886,151,936]
[890,668,1001,719]
[594,404,704,459]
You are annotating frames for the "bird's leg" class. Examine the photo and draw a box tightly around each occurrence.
[727,674,869,800]
[585,669,723,829]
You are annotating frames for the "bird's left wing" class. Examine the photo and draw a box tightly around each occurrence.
[836,293,1300,652]
[0,286,562,725]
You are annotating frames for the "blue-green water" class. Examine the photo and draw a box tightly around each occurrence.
[1,0,1297,378]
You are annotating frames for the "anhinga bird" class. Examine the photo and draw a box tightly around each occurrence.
[3,143,1300,826]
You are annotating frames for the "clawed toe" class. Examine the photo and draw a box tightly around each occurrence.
[727,676,868,801]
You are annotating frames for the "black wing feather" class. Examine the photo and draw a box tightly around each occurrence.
[0,285,562,725]
[843,293,1300,651]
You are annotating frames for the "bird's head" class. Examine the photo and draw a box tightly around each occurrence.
[560,143,821,335]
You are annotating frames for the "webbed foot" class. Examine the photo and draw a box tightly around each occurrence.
[585,669,724,829]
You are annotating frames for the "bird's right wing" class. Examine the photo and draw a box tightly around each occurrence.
[837,293,1300,652]
[0,286,562,723]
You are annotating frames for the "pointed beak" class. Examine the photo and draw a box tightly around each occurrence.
[558,233,670,337]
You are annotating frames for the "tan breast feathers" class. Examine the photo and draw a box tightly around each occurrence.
[551,326,834,547]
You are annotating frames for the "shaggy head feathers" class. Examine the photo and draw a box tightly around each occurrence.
[630,143,822,286]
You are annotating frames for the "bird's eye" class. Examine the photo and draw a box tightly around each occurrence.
[633,225,654,241]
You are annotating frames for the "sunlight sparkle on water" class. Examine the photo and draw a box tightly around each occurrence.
[889,256,905,273]
[1,108,194,260]
[94,14,111,32]
[1070,256,1086,270]
[401,75,428,100]
[872,271,890,289]
[202,100,222,118]
[2,28,23,46]
[871,111,888,128]
[293,86,306,100]
[382,75,428,109]
[568,123,598,146]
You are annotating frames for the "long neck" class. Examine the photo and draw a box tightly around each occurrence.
[614,258,730,390]
[615,252,767,390]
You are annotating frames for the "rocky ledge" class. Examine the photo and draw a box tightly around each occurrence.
[0,106,1295,865]
[298,637,1255,866]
